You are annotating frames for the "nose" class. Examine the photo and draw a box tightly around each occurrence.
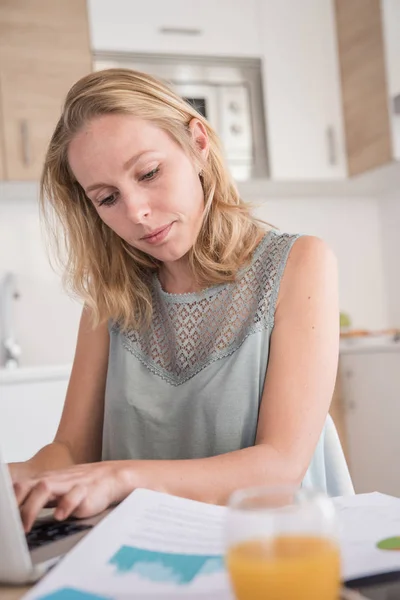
[124,191,151,224]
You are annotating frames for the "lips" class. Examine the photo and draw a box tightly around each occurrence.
[140,222,174,245]
[141,224,171,240]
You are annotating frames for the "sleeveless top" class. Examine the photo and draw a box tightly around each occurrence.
[102,229,300,461]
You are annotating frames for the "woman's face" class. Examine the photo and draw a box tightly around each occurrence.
[68,113,208,264]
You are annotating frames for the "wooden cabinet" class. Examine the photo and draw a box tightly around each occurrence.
[335,0,394,176]
[0,0,92,181]
[87,0,261,58]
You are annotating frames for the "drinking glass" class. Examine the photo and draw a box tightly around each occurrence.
[225,485,340,600]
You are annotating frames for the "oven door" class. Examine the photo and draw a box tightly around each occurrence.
[172,83,220,131]
[173,81,253,181]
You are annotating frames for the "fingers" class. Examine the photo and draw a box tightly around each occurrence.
[18,476,74,532]
[8,461,35,483]
[20,480,57,533]
[14,464,111,532]
[13,479,39,506]
[54,484,87,521]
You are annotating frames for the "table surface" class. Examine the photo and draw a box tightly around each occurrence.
[2,494,398,600]
[0,586,30,600]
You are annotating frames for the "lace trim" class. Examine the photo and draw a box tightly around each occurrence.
[152,228,274,303]
[112,231,299,386]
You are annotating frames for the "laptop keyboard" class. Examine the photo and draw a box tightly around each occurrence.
[26,519,93,551]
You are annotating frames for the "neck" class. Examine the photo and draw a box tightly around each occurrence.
[158,258,200,294]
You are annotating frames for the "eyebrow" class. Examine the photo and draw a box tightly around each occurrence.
[85,150,156,193]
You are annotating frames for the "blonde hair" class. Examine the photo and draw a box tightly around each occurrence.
[40,68,265,331]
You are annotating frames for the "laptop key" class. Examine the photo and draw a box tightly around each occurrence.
[26,520,92,550]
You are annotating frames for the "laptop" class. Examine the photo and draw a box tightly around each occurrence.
[0,449,109,585]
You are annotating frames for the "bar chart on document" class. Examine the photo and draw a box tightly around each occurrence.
[109,545,224,584]
[24,490,232,600]
[35,548,226,600]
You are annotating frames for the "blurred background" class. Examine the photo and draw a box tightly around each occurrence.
[0,0,399,497]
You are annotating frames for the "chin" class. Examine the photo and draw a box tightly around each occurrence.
[152,242,191,264]
[156,248,188,263]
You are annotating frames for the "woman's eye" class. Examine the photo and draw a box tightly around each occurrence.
[140,167,159,181]
[98,193,117,207]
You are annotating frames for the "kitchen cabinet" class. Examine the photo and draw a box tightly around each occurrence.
[0,115,4,179]
[382,0,400,160]
[260,0,394,180]
[0,0,395,183]
[339,347,400,497]
[383,0,400,99]
[0,0,92,181]
[87,0,261,58]
[259,0,347,180]
[335,0,393,176]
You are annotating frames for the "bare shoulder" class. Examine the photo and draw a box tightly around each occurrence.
[284,235,337,282]
[276,235,338,311]
[286,235,336,268]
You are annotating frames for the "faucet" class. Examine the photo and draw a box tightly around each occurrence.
[0,272,21,368]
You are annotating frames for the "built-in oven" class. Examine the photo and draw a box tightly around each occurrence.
[93,53,268,181]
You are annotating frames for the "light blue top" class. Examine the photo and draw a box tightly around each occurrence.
[102,229,354,496]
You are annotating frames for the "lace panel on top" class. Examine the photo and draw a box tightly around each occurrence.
[112,231,298,386]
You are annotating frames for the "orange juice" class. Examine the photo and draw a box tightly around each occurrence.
[226,536,340,600]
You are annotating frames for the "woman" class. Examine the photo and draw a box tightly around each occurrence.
[10,69,339,532]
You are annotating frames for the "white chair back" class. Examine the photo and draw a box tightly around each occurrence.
[302,414,354,497]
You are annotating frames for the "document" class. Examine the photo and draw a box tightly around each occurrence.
[25,489,232,599]
[23,490,400,599]
[334,491,400,581]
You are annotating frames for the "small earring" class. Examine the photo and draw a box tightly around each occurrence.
[198,171,204,190]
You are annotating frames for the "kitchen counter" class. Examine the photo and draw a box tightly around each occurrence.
[0,365,71,385]
[340,337,400,355]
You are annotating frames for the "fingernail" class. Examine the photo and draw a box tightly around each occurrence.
[54,509,64,520]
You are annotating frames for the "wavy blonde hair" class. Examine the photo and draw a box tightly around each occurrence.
[40,68,265,331]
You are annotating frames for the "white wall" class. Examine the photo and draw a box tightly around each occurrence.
[0,183,389,367]
[253,196,388,331]
[0,183,82,367]
[380,192,400,327]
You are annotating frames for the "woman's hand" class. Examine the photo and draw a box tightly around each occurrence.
[8,461,38,483]
[13,461,132,533]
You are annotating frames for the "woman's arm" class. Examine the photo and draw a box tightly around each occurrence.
[10,306,109,480]
[16,236,340,530]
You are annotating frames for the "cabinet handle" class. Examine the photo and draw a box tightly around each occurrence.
[326,126,337,166]
[158,26,202,36]
[20,120,31,167]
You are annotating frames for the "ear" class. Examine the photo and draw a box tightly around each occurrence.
[188,118,209,163]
